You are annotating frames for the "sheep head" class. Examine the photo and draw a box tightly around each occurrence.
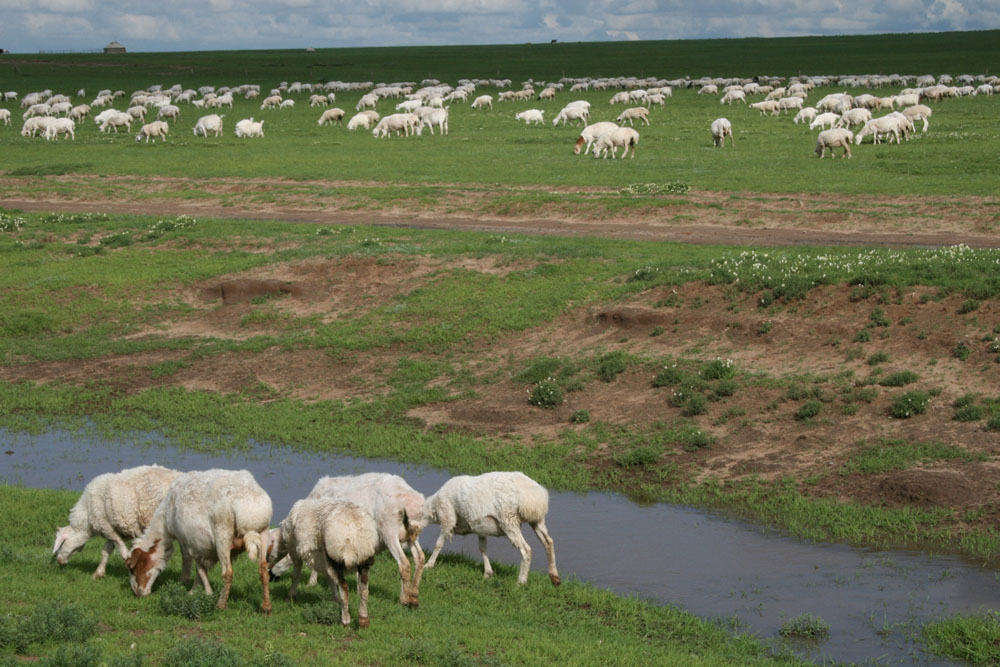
[52,525,88,565]
[126,538,169,597]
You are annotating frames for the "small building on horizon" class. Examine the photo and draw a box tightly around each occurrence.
[103,41,126,54]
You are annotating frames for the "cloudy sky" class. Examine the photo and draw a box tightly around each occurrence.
[0,0,997,53]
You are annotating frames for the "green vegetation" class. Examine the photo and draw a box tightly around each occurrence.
[922,613,1000,666]
[778,614,830,641]
[839,439,988,475]
[890,391,931,419]
[0,486,801,666]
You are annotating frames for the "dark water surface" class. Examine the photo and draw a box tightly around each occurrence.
[2,429,995,665]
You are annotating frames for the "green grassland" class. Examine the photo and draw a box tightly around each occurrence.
[0,31,999,196]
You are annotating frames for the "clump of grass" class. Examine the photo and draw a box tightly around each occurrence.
[528,377,563,408]
[570,409,590,424]
[779,613,830,640]
[795,401,823,421]
[514,357,562,385]
[39,643,104,667]
[0,212,26,232]
[0,600,97,653]
[652,366,685,387]
[301,601,345,626]
[700,358,735,380]
[2,309,56,337]
[757,320,772,335]
[878,370,919,387]
[869,308,891,328]
[954,404,988,422]
[156,582,217,619]
[615,444,662,468]
[840,439,987,475]
[596,351,631,382]
[854,329,872,343]
[890,391,930,419]
[922,613,1000,666]
[867,352,890,366]
[678,427,714,451]
[713,379,737,398]
[953,343,972,361]
[959,299,981,314]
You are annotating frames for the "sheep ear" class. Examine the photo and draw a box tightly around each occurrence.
[52,527,68,554]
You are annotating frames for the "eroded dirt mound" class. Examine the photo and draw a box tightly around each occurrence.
[203,279,304,305]
[876,470,971,508]
[596,307,671,328]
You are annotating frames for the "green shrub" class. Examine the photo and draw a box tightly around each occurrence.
[959,299,981,314]
[713,379,737,398]
[615,444,662,468]
[99,231,133,248]
[854,329,872,343]
[869,308,891,327]
[528,378,563,408]
[163,638,244,667]
[953,343,972,361]
[890,391,930,419]
[19,601,97,647]
[954,404,987,422]
[570,409,590,424]
[681,393,708,417]
[40,644,103,667]
[986,413,1000,432]
[652,366,684,387]
[513,357,561,385]
[867,352,890,366]
[700,358,735,380]
[679,428,715,451]
[779,613,830,640]
[879,371,919,387]
[596,351,630,382]
[795,401,823,421]
[301,601,345,626]
[156,582,217,620]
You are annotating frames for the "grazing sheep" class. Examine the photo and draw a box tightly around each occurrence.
[372,113,420,138]
[720,90,746,104]
[711,118,733,147]
[43,118,75,141]
[260,95,282,109]
[53,465,182,579]
[416,107,449,135]
[192,114,224,137]
[552,104,590,127]
[593,127,639,159]
[127,105,147,121]
[0,109,9,126]
[21,116,55,138]
[815,128,853,158]
[777,96,804,113]
[99,111,132,133]
[902,104,933,132]
[270,499,380,627]
[573,121,619,155]
[808,112,840,130]
[234,117,264,138]
[515,109,545,125]
[837,108,872,129]
[273,473,426,607]
[793,107,817,125]
[471,95,493,110]
[356,93,378,111]
[749,100,780,116]
[417,472,560,586]
[156,104,180,121]
[23,103,51,119]
[126,469,272,613]
[854,114,906,145]
[615,107,650,126]
[279,99,295,109]
[318,108,346,126]
[346,112,374,130]
[68,104,91,121]
[309,94,329,107]
[698,84,718,96]
[136,120,169,143]
[395,99,423,113]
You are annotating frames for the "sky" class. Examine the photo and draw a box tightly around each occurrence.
[0,0,997,53]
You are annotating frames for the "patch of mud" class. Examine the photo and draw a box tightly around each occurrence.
[876,470,971,508]
[203,279,303,305]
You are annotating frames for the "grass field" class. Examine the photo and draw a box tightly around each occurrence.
[1,31,999,196]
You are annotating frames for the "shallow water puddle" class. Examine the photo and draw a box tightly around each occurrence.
[2,429,995,665]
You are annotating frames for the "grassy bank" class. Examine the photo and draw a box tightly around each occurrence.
[0,486,804,666]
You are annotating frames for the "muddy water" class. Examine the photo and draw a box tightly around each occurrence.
[2,429,995,666]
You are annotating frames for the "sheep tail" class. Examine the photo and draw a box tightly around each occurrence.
[243,530,266,563]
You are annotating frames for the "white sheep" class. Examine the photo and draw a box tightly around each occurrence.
[346,112,374,130]
[317,108,346,126]
[127,105,147,121]
[23,103,51,119]
[698,84,718,96]
[274,473,426,607]
[356,93,378,111]
[837,108,872,129]
[52,465,181,579]
[573,121,618,155]
[902,104,933,132]
[21,116,55,138]
[720,90,746,104]
[309,94,329,107]
[515,109,544,125]
[259,95,282,110]
[815,128,853,158]
[749,100,780,116]
[135,120,169,143]
[372,113,420,138]
[125,469,272,613]
[68,104,91,121]
[417,107,449,135]
[99,111,132,133]
[777,96,804,113]
[156,104,180,121]
[593,127,639,159]
[395,99,423,113]
[0,109,10,126]
[854,114,905,145]
[809,112,840,130]
[234,117,264,138]
[793,107,817,125]
[552,105,589,127]
[192,114,224,137]
[471,95,493,110]
[417,472,560,586]
[615,107,650,126]
[43,117,75,141]
[711,118,733,147]
[279,99,295,109]
[270,498,380,627]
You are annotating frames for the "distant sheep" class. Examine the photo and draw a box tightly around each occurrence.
[815,128,853,158]
[552,104,590,127]
[809,112,840,130]
[53,465,181,579]
[234,117,264,138]
[0,109,9,126]
[720,90,746,104]
[417,472,560,586]
[793,107,817,125]
[515,109,544,125]
[471,95,493,110]
[260,95,282,109]
[616,107,650,126]
[318,108,346,126]
[711,118,733,147]
[136,120,169,143]
[593,127,639,159]
[193,114,224,137]
[573,121,618,155]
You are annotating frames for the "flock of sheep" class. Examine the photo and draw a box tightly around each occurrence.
[4,70,995,160]
[52,465,560,627]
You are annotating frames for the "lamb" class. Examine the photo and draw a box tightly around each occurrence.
[279,99,295,109]
[552,104,590,127]
[99,111,132,133]
[43,117,75,141]
[234,117,264,138]
[793,107,817,125]
[471,95,493,110]
[135,120,169,143]
[711,118,733,147]
[615,107,650,126]
[515,109,545,125]
[573,121,619,155]
[125,469,272,613]
[417,472,559,586]
[902,104,933,132]
[837,108,872,129]
[815,128,853,158]
[749,100,780,116]
[809,112,840,130]
[593,127,639,159]
[273,473,426,607]
[192,114,224,137]
[318,108,346,125]
[269,499,380,627]
[53,465,181,579]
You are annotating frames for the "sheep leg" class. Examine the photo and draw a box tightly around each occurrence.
[425,528,451,568]
[478,536,494,579]
[179,549,193,588]
[386,535,415,607]
[531,520,560,586]
[92,539,116,579]
[502,524,533,585]
[287,556,304,602]
[357,559,373,628]
[258,554,271,615]
[195,562,213,594]
[325,560,351,627]
[215,536,234,609]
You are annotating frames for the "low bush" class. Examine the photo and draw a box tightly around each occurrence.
[890,391,930,419]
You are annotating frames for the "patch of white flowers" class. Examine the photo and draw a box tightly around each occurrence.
[0,212,26,232]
